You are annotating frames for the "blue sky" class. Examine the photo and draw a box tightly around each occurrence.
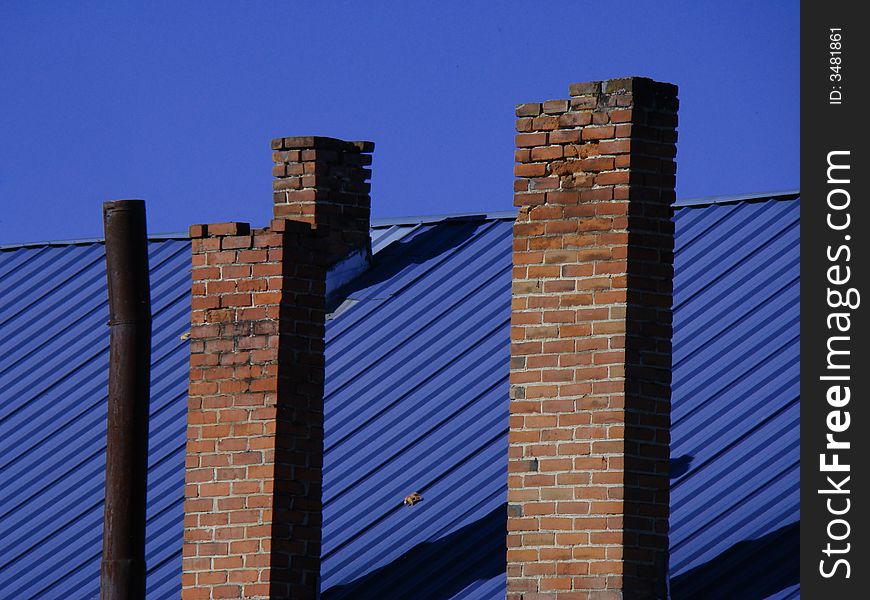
[0,1,798,244]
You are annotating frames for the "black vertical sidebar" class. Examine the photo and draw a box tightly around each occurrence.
[801,2,870,597]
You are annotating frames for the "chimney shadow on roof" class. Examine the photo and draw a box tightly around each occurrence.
[321,503,506,599]
[669,454,694,479]
[326,216,492,315]
[670,520,799,599]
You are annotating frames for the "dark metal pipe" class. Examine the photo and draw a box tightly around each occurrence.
[100,200,151,600]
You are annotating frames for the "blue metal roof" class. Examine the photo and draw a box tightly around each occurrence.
[0,238,191,599]
[669,197,799,599]
[322,217,513,598]
[0,194,799,599]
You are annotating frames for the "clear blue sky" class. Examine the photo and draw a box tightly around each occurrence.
[0,1,798,245]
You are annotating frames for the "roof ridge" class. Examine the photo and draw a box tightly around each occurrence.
[673,189,799,208]
[0,190,800,249]
[372,189,800,226]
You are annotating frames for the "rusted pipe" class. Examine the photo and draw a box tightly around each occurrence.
[100,199,151,600]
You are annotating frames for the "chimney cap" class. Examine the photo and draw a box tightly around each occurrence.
[271,136,374,152]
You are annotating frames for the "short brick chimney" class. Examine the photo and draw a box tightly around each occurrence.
[508,78,678,599]
[272,136,374,274]
[182,137,373,599]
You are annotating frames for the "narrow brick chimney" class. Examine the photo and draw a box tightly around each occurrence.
[508,78,678,599]
[182,137,373,599]
[272,136,374,288]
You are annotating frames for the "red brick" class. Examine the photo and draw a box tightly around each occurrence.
[208,222,250,236]
[582,126,615,141]
[515,163,548,178]
[516,103,542,117]
[516,133,548,148]
[559,112,593,128]
[184,136,374,598]
[532,116,560,131]
[509,78,677,597]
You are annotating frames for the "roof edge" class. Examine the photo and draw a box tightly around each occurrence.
[0,231,190,251]
[0,190,800,249]
[371,210,518,228]
[673,189,799,208]
[371,189,801,226]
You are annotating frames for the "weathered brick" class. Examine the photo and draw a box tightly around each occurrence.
[183,135,375,600]
[509,77,677,597]
[516,103,542,117]
[516,132,548,148]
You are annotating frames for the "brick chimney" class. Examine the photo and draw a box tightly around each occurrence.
[271,136,374,268]
[508,78,678,599]
[182,137,373,599]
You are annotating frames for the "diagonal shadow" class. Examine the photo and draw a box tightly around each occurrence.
[320,494,797,600]
[326,216,492,314]
[321,504,506,600]
[670,521,799,599]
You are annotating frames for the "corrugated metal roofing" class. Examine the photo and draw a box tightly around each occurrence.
[0,238,191,599]
[669,197,800,599]
[0,194,799,599]
[322,216,513,598]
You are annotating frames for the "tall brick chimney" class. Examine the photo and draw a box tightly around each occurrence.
[508,78,678,599]
[182,137,373,599]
